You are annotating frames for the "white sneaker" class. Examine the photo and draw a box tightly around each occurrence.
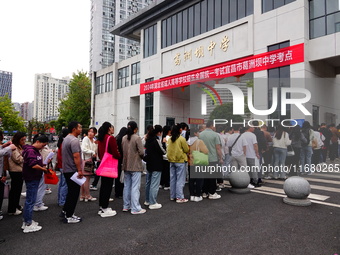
[247,184,255,189]
[149,203,162,210]
[208,193,221,199]
[9,209,22,216]
[109,198,114,202]
[144,201,150,206]
[21,192,26,197]
[190,196,195,202]
[21,220,39,230]
[98,208,117,218]
[33,205,48,211]
[131,209,146,215]
[23,224,42,233]
[163,186,170,190]
[202,193,208,199]
[63,215,82,223]
[45,188,52,195]
[195,196,203,202]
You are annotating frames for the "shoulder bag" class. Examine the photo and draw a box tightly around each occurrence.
[192,140,209,166]
[96,136,118,178]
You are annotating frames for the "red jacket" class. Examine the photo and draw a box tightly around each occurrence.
[97,134,120,160]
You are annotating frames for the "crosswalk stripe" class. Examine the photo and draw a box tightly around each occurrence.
[264,179,340,193]
[254,186,329,201]
[313,173,340,179]
[304,177,340,185]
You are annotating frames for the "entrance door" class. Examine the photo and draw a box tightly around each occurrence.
[166,117,175,127]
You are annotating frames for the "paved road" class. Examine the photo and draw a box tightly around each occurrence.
[1,167,340,255]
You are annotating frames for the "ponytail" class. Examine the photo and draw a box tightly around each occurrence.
[127,121,138,141]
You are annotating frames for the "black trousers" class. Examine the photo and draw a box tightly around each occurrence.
[160,160,170,187]
[99,177,113,209]
[321,147,328,162]
[8,172,23,213]
[329,143,338,161]
[63,172,80,218]
[115,161,124,198]
[312,149,322,165]
[0,181,4,212]
[202,162,218,195]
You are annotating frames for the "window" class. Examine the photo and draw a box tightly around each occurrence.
[161,0,254,49]
[267,41,291,120]
[131,62,140,85]
[144,24,157,58]
[105,72,113,92]
[310,0,340,38]
[145,78,154,131]
[262,0,296,13]
[117,66,129,89]
[95,75,104,94]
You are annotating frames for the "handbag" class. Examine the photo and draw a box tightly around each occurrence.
[83,153,94,173]
[192,140,209,166]
[96,136,118,178]
[287,145,295,156]
[44,170,59,185]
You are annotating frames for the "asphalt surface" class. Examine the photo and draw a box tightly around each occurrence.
[1,169,340,255]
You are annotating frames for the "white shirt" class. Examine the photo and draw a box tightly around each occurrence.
[226,133,248,157]
[242,131,258,159]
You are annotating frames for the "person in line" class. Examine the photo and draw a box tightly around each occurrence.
[199,121,223,199]
[273,125,291,179]
[122,121,146,214]
[188,127,208,202]
[97,122,120,217]
[312,126,325,167]
[243,126,260,187]
[288,125,306,176]
[80,127,98,202]
[329,124,340,163]
[56,128,69,207]
[22,134,49,233]
[167,124,190,203]
[61,121,83,224]
[8,132,26,216]
[300,121,314,174]
[261,124,273,179]
[159,125,171,190]
[115,127,127,199]
[319,123,332,163]
[144,125,166,209]
[0,131,16,221]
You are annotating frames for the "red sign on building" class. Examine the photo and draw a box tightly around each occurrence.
[140,43,304,94]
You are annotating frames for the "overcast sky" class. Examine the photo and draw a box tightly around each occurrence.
[0,0,91,103]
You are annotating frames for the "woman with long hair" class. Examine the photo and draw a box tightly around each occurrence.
[288,125,306,176]
[300,121,314,174]
[97,122,120,217]
[80,127,98,202]
[122,121,146,214]
[167,124,189,203]
[56,128,69,207]
[115,127,127,199]
[144,125,165,209]
[272,125,291,179]
[8,132,27,215]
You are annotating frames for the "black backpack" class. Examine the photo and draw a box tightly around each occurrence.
[301,129,310,146]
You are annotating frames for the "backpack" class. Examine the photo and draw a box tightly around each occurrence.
[301,129,310,146]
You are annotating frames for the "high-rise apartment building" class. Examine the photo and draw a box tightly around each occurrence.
[33,73,69,122]
[21,102,34,121]
[0,70,12,99]
[90,0,154,73]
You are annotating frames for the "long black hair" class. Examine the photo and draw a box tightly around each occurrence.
[274,125,285,140]
[12,132,27,149]
[57,128,69,148]
[170,124,181,142]
[147,125,162,142]
[127,121,138,141]
[98,122,113,141]
[290,125,301,142]
[116,127,128,144]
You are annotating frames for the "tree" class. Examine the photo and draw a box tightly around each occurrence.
[0,95,25,132]
[58,71,91,129]
[209,103,244,122]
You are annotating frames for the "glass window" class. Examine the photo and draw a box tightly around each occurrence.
[327,12,340,34]
[246,0,254,16]
[144,28,149,57]
[161,20,167,48]
[326,0,340,14]
[214,0,222,28]
[274,0,285,9]
[194,3,201,36]
[182,9,188,40]
[148,25,154,57]
[143,24,157,58]
[188,6,194,38]
[207,0,215,30]
[171,15,177,44]
[310,17,326,38]
[222,0,230,25]
[201,0,208,33]
[105,72,113,92]
[238,0,246,19]
[131,62,140,85]
[96,75,104,94]
[263,0,296,13]
[177,12,183,42]
[230,0,237,22]
[145,92,154,131]
[117,66,129,89]
[166,18,172,47]
[310,0,325,19]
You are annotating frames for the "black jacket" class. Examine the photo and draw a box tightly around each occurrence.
[145,137,165,172]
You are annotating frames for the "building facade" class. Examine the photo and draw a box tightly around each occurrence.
[90,0,154,73]
[0,70,12,99]
[20,102,34,121]
[92,0,340,134]
[33,73,69,122]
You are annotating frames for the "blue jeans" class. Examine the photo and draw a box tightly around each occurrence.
[300,146,313,173]
[273,147,287,178]
[145,171,162,205]
[34,174,46,207]
[170,163,186,199]
[58,169,68,206]
[123,171,142,213]
[23,180,40,224]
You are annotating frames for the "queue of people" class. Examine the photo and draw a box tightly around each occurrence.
[1,120,340,234]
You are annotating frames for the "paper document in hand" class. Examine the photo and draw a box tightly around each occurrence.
[43,151,55,165]
[70,172,86,186]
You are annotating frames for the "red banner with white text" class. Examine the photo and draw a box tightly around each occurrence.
[140,43,304,94]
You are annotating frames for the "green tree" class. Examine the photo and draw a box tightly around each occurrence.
[209,103,244,122]
[58,71,91,128]
[0,95,25,132]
